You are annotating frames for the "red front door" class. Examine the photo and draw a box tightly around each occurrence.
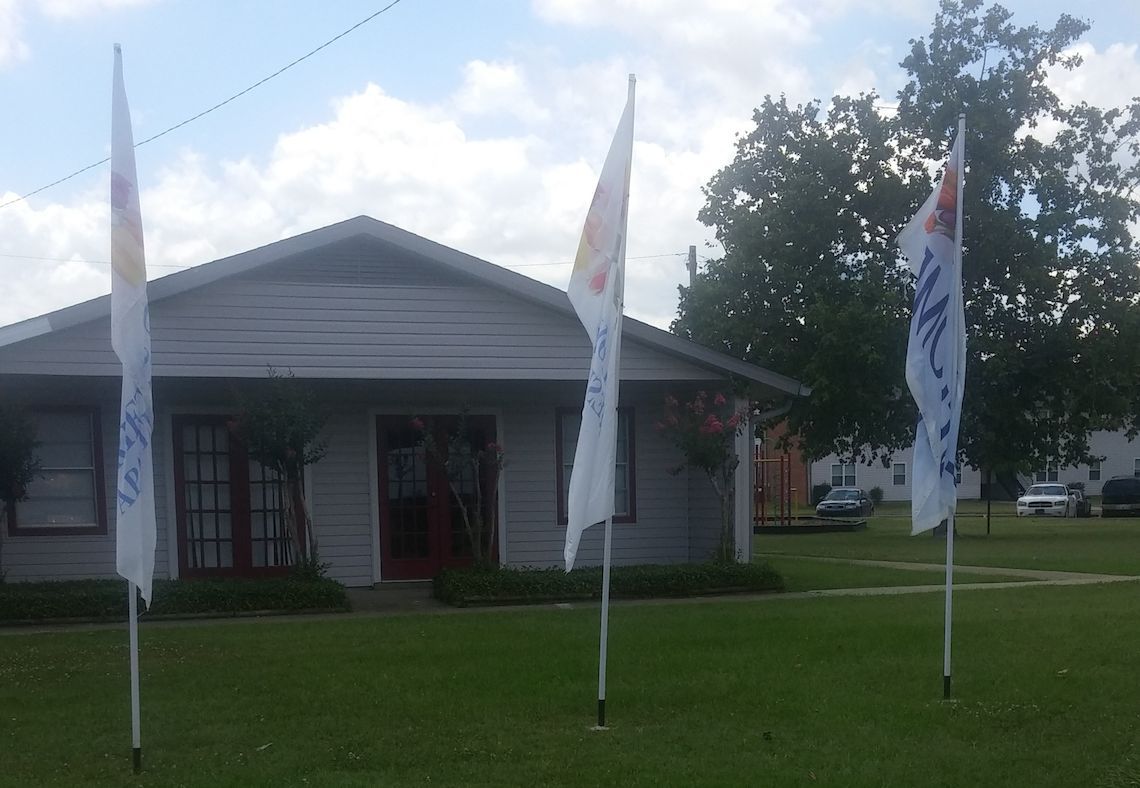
[376,415,496,581]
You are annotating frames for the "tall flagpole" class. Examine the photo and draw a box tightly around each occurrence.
[596,515,614,728]
[128,583,142,772]
[944,112,966,701]
[112,43,157,772]
[595,73,635,730]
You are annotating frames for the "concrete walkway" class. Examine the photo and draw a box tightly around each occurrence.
[767,553,1126,581]
[3,564,1138,636]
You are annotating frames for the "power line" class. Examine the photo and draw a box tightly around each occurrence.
[0,252,189,269]
[0,0,408,211]
[507,253,687,268]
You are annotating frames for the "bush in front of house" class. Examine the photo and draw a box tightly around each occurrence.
[811,483,833,504]
[433,561,784,607]
[869,486,884,506]
[0,576,349,623]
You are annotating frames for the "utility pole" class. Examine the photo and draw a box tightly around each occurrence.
[687,245,697,287]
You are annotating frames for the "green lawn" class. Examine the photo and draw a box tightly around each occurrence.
[758,516,1140,575]
[766,555,1027,591]
[2,583,1139,787]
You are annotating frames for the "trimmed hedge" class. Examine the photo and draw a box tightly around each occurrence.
[433,561,784,607]
[0,576,349,623]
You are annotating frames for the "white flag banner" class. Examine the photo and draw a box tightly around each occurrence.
[563,90,635,571]
[898,130,967,535]
[112,45,157,606]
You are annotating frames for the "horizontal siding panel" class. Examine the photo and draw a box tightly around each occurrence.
[1,244,727,383]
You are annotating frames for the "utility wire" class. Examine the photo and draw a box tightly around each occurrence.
[0,0,407,211]
[508,253,687,268]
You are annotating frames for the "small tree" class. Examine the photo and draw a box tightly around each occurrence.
[656,391,748,564]
[412,412,505,569]
[811,483,833,505]
[0,405,41,578]
[232,368,328,572]
[869,486,884,507]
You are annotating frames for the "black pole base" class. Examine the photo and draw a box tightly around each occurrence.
[597,699,606,728]
[132,747,142,774]
[943,674,951,700]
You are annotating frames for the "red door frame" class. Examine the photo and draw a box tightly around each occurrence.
[173,415,292,579]
[376,415,498,581]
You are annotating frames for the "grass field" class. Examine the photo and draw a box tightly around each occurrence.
[757,516,1140,575]
[2,582,1139,787]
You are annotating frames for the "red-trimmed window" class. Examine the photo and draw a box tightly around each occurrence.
[556,407,636,525]
[173,416,295,577]
[8,409,108,536]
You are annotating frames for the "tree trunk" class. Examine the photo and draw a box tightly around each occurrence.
[282,473,309,564]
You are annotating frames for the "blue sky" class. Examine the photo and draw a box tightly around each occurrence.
[2,0,1138,329]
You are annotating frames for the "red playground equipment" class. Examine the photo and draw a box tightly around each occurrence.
[754,446,794,527]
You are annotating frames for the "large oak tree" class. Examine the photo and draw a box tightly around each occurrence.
[674,0,1140,478]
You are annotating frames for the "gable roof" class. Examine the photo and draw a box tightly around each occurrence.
[0,216,809,397]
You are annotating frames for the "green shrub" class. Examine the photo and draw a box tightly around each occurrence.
[434,561,784,607]
[811,483,832,504]
[0,576,349,623]
[869,486,884,506]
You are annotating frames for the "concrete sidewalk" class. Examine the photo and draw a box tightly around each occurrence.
[765,554,1127,581]
[3,567,1137,636]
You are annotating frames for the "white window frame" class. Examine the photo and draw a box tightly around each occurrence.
[558,408,635,523]
[892,463,906,486]
[11,409,106,536]
[1089,461,1101,482]
[830,462,855,487]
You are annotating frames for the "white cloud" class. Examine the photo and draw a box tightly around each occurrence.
[0,0,157,69]
[38,0,154,18]
[0,76,712,329]
[0,0,29,67]
[1048,42,1140,110]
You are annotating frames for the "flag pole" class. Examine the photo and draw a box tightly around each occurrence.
[944,111,966,701]
[596,516,614,728]
[128,581,142,772]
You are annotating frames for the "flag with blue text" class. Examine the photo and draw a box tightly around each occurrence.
[111,45,157,605]
[898,131,967,535]
[563,90,634,571]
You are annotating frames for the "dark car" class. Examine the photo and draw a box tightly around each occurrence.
[816,487,874,518]
[1100,476,1140,517]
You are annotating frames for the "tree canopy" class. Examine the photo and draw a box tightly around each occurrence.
[674,0,1140,475]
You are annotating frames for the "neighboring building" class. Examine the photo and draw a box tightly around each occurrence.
[0,216,808,586]
[810,430,1139,501]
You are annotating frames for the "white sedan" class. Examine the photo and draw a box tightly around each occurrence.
[1016,484,1077,518]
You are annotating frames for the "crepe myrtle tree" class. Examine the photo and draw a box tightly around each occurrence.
[232,367,328,573]
[656,391,748,564]
[0,404,41,578]
[412,411,505,569]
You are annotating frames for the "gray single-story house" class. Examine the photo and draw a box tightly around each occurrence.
[0,216,807,587]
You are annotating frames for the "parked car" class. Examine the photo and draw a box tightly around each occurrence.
[1070,488,1093,518]
[1100,476,1140,517]
[815,487,874,518]
[1016,484,1077,518]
